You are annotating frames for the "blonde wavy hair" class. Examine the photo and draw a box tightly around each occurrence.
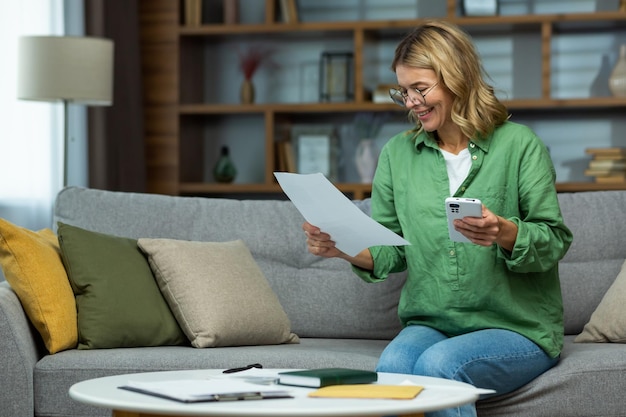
[391,20,509,139]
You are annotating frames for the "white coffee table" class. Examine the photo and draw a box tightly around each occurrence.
[69,369,486,417]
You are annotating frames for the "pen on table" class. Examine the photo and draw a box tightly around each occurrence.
[222,363,263,373]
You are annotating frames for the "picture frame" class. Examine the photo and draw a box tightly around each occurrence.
[319,52,354,103]
[292,125,339,181]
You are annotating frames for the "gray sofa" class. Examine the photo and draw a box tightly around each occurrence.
[1,186,625,417]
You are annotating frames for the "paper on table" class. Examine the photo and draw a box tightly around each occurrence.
[119,379,290,402]
[274,172,410,257]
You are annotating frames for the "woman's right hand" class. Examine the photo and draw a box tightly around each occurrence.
[302,222,343,258]
[302,222,375,270]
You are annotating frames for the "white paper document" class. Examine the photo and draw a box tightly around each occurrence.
[274,172,410,256]
[119,379,291,403]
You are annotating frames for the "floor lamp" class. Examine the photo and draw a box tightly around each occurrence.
[17,36,114,187]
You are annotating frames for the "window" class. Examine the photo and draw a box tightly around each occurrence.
[0,0,63,230]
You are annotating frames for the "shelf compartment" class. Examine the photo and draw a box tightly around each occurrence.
[179,113,268,185]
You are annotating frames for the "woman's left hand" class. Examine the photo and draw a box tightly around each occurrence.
[453,205,517,251]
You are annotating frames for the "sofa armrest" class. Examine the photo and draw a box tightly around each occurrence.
[0,281,45,417]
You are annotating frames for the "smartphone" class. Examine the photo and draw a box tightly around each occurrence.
[445,197,482,243]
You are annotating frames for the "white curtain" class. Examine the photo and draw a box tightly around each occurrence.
[0,1,64,231]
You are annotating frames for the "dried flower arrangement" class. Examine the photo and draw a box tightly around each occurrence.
[238,45,276,81]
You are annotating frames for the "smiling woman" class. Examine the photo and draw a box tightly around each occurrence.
[0,0,64,237]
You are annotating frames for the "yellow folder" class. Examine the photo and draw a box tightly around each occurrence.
[308,384,424,399]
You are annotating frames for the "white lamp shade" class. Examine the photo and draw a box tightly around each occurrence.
[18,36,114,105]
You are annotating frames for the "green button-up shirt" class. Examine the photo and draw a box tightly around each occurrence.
[353,121,573,358]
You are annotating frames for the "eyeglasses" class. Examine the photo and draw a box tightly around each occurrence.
[389,82,439,107]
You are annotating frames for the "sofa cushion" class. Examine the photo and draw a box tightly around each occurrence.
[0,218,77,353]
[557,191,626,334]
[138,238,299,348]
[575,259,626,343]
[57,223,187,349]
[477,336,626,417]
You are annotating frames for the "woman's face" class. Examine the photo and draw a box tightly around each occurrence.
[395,64,455,134]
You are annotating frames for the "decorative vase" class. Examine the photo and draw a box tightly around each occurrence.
[240,79,255,104]
[354,139,377,184]
[213,146,237,183]
[609,44,626,97]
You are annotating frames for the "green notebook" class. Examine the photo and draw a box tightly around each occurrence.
[278,368,378,388]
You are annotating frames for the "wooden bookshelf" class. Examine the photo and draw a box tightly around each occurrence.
[140,0,626,196]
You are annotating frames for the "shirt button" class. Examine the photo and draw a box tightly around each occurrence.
[472,155,478,160]
[460,186,466,192]
[469,143,475,148]
[449,250,455,256]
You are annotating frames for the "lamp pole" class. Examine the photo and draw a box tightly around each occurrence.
[63,100,69,187]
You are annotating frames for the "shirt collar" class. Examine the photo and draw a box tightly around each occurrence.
[413,129,493,153]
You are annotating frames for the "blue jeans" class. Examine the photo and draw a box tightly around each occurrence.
[376,325,559,417]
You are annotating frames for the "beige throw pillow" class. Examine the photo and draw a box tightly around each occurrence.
[137,238,299,348]
[575,259,626,343]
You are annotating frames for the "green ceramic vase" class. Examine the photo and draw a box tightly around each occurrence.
[213,146,237,183]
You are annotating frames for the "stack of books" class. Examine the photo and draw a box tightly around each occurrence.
[584,147,626,184]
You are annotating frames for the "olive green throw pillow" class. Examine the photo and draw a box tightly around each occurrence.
[57,223,187,349]
[137,238,299,348]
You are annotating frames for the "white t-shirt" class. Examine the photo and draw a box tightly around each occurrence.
[441,147,471,196]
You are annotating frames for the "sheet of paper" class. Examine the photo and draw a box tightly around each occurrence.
[120,379,288,402]
[274,172,410,257]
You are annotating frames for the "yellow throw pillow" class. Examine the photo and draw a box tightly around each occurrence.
[0,218,77,353]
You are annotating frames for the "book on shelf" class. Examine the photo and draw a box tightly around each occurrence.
[278,0,299,23]
[594,174,626,184]
[585,147,626,159]
[277,368,378,388]
[588,159,626,170]
[275,141,296,173]
[223,0,239,25]
[584,168,626,176]
[184,0,202,26]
